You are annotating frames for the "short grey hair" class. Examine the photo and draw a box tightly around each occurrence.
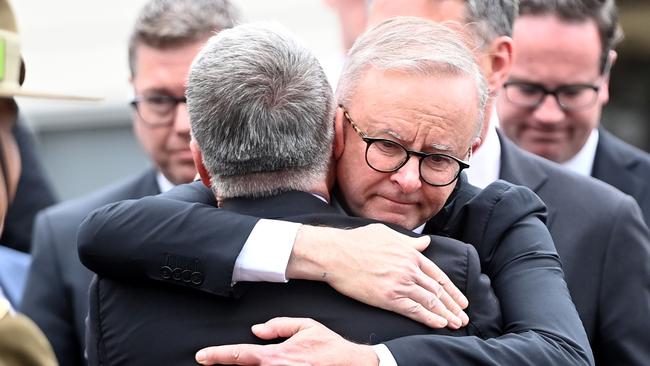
[337,17,488,138]
[464,0,518,45]
[519,0,623,73]
[128,0,240,76]
[366,0,518,47]
[187,23,335,199]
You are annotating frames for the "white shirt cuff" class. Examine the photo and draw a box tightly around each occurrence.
[372,344,398,366]
[232,219,301,283]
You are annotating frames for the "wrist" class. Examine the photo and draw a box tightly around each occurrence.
[286,225,339,282]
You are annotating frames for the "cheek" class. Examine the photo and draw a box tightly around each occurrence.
[497,97,523,123]
[422,184,454,214]
[573,110,600,132]
[135,123,169,153]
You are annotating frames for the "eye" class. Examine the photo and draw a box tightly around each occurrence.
[373,140,404,155]
[515,83,543,96]
[559,85,590,99]
[423,155,454,171]
[145,95,174,106]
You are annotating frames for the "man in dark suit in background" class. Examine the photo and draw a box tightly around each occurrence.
[83,22,506,365]
[82,0,649,365]
[497,0,650,224]
[20,0,240,364]
[80,17,592,366]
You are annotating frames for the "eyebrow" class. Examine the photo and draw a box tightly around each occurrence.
[428,142,454,152]
[373,128,455,153]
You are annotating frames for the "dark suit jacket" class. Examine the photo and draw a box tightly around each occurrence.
[78,178,592,365]
[83,190,502,366]
[497,132,650,366]
[20,169,159,366]
[592,128,650,225]
[0,118,58,253]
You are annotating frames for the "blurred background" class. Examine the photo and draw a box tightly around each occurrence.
[11,0,650,200]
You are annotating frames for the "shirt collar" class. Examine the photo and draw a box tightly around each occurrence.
[560,128,599,177]
[465,112,502,188]
[156,172,176,193]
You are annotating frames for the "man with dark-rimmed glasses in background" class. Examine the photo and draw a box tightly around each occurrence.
[497,0,650,224]
[20,1,239,364]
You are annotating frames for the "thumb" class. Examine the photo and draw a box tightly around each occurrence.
[411,235,431,252]
[251,317,317,340]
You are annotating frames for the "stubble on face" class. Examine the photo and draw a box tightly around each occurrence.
[336,69,479,230]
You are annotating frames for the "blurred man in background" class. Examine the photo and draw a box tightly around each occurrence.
[497,0,650,224]
[20,0,239,364]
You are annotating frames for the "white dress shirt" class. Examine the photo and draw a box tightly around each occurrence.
[560,128,599,177]
[465,121,502,189]
[156,172,176,193]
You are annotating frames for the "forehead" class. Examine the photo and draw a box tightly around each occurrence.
[369,0,466,25]
[511,15,602,85]
[132,39,208,91]
[350,68,478,152]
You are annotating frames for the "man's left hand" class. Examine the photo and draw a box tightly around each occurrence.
[195,317,379,366]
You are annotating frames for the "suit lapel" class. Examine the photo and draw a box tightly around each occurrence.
[126,168,161,198]
[497,131,557,227]
[592,128,644,199]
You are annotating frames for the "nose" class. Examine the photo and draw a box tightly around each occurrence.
[532,94,565,125]
[390,155,422,193]
[173,102,191,135]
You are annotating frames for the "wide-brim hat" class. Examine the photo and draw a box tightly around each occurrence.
[0,0,98,101]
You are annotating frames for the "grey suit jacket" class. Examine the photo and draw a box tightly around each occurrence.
[20,169,159,366]
[592,127,650,225]
[499,131,650,366]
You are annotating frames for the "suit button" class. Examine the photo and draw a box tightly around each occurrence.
[191,272,204,286]
[160,266,173,279]
[172,267,183,280]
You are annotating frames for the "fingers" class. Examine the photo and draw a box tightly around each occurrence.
[402,279,465,329]
[418,254,469,310]
[393,297,449,329]
[196,344,262,365]
[410,234,431,252]
[251,317,318,340]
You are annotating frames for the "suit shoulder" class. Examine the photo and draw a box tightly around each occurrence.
[526,155,642,223]
[36,171,158,233]
[603,130,650,166]
[478,179,546,214]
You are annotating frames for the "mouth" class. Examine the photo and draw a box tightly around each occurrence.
[170,149,194,161]
[381,195,419,207]
[522,127,566,143]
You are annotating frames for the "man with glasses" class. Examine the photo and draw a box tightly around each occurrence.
[20,1,239,364]
[82,21,510,365]
[497,0,650,224]
[79,0,650,364]
[79,16,592,366]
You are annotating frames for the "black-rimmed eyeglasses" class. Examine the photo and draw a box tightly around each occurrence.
[341,107,470,187]
[502,81,600,111]
[130,94,187,127]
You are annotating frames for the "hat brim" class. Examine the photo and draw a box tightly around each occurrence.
[0,85,101,101]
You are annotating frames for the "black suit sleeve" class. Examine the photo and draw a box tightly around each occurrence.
[461,243,501,339]
[596,195,650,365]
[77,182,259,297]
[385,183,593,365]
